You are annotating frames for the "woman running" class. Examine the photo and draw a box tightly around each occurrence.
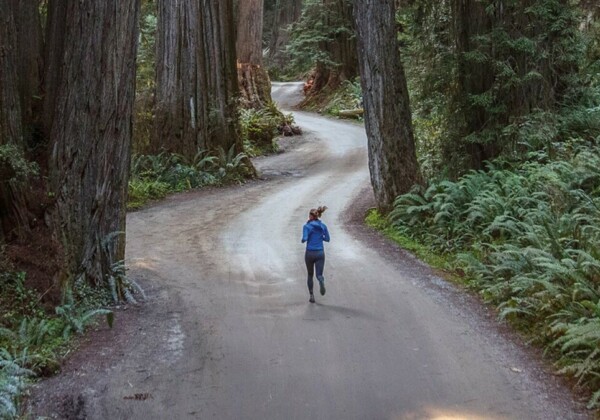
[301,206,330,303]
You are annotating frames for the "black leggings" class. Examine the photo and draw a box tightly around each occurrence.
[305,250,325,293]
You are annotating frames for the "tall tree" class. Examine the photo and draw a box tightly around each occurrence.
[201,1,242,152]
[313,0,357,92]
[237,0,272,108]
[43,0,141,292]
[289,0,358,96]
[0,0,26,241]
[265,0,303,71]
[154,0,204,156]
[354,0,422,213]
[8,0,43,140]
[155,0,242,156]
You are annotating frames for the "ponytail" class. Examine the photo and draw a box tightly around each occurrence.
[316,206,328,218]
[309,206,328,220]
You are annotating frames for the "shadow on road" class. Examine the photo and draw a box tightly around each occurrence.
[303,302,380,322]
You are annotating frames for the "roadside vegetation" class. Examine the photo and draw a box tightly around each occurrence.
[379,1,600,408]
[301,79,363,119]
[128,102,298,210]
[128,147,251,210]
[0,262,114,418]
[379,132,600,406]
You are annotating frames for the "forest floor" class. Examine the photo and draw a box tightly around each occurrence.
[27,82,590,419]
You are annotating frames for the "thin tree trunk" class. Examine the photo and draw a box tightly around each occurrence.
[44,0,140,291]
[237,0,272,108]
[354,0,422,213]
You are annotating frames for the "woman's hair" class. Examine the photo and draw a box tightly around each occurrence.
[309,206,328,219]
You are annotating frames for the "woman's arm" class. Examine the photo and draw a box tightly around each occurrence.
[323,224,330,242]
[302,224,309,243]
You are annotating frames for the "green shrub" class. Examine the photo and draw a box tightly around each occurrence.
[0,144,38,184]
[239,101,292,156]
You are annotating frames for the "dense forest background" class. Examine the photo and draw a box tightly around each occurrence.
[1,0,599,416]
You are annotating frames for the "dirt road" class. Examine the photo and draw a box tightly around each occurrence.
[30,82,587,419]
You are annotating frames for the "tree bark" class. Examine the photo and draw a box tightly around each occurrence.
[155,0,243,156]
[8,0,43,141]
[44,0,140,290]
[0,0,25,241]
[0,0,40,243]
[201,0,243,153]
[154,0,204,156]
[0,1,22,149]
[41,0,68,140]
[237,0,272,108]
[451,0,494,168]
[353,0,422,213]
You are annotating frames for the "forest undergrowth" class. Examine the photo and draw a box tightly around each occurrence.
[372,95,600,408]
[0,261,116,418]
[129,101,295,210]
[300,78,363,119]
[372,136,600,407]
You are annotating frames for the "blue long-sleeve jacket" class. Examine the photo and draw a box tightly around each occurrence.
[302,220,330,251]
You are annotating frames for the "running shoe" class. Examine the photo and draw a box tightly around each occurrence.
[319,280,326,296]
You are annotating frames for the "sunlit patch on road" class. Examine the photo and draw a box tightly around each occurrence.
[393,407,507,420]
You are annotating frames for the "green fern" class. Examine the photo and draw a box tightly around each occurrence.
[386,141,600,405]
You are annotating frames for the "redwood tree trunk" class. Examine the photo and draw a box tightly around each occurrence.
[354,0,422,213]
[237,0,272,108]
[154,0,205,156]
[0,0,22,151]
[0,0,25,241]
[8,0,43,140]
[451,0,494,168]
[44,0,140,290]
[155,0,243,155]
[201,0,243,153]
[324,0,357,85]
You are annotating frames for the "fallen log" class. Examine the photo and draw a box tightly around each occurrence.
[338,108,364,119]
